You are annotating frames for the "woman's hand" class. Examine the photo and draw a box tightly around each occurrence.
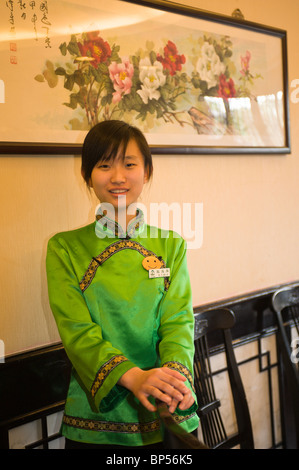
[118,367,194,413]
[167,388,195,414]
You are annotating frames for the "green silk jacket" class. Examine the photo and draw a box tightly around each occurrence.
[46,209,199,446]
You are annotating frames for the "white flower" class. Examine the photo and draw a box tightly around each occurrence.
[196,42,226,88]
[137,57,166,104]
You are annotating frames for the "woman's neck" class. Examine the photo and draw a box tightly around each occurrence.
[109,204,138,231]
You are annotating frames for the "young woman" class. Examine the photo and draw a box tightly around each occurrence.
[46,120,199,449]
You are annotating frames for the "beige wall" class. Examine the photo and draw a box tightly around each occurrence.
[1,0,299,355]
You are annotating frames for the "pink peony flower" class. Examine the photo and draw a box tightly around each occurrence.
[108,59,134,103]
[240,50,251,76]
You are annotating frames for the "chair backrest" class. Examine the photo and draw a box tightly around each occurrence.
[272,285,299,339]
[272,286,299,376]
[193,308,254,449]
[272,286,299,448]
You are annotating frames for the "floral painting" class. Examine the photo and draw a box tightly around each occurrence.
[35,28,263,137]
[0,0,288,152]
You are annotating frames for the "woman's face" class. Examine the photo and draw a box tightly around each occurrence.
[89,139,148,218]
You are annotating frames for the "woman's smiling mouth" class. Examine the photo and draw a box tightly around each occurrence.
[109,189,129,194]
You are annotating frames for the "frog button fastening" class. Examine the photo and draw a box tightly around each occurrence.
[142,256,163,271]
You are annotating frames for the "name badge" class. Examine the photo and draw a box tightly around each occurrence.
[149,268,170,279]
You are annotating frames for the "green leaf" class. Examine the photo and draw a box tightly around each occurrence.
[199,80,208,94]
[156,108,164,119]
[110,44,121,62]
[76,90,87,108]
[55,67,66,76]
[146,40,155,52]
[42,61,58,88]
[191,77,201,89]
[106,94,113,105]
[34,74,45,83]
[224,50,233,58]
[59,42,67,56]
[63,93,79,109]
[64,74,75,91]
[67,40,80,56]
[101,95,108,106]
[132,56,139,68]
[180,73,188,83]
[102,74,113,88]
[147,101,156,114]
[98,63,108,74]
[160,87,169,101]
[74,70,85,86]
[111,44,120,53]
[149,51,157,64]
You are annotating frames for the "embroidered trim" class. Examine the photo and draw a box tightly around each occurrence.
[79,240,170,292]
[79,258,99,292]
[96,208,144,239]
[173,412,197,424]
[91,355,128,398]
[162,361,195,393]
[63,414,160,434]
[62,412,197,434]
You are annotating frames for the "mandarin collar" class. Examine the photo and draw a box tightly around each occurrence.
[95,206,145,239]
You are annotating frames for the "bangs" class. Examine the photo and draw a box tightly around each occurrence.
[99,136,129,164]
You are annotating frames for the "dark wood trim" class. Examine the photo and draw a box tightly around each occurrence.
[0,343,71,423]
[194,281,299,347]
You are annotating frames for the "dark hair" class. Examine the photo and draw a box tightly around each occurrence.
[81,120,153,185]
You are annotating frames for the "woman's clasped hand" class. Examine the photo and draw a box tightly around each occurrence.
[118,366,194,414]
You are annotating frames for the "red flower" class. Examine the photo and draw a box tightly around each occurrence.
[157,40,186,76]
[78,31,111,69]
[218,74,236,101]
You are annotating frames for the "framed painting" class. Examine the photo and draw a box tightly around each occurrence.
[0,0,290,154]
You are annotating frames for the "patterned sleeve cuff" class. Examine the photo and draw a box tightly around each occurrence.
[162,361,195,393]
[91,355,129,398]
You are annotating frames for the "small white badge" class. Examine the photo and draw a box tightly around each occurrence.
[149,268,170,279]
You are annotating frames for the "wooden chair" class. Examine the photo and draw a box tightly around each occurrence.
[272,285,299,448]
[193,308,254,449]
[157,400,209,449]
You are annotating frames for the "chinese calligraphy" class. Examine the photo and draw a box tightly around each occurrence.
[5,0,52,49]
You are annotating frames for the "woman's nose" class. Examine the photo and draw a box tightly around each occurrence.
[110,164,126,184]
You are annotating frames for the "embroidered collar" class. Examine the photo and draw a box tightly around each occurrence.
[95,206,145,239]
